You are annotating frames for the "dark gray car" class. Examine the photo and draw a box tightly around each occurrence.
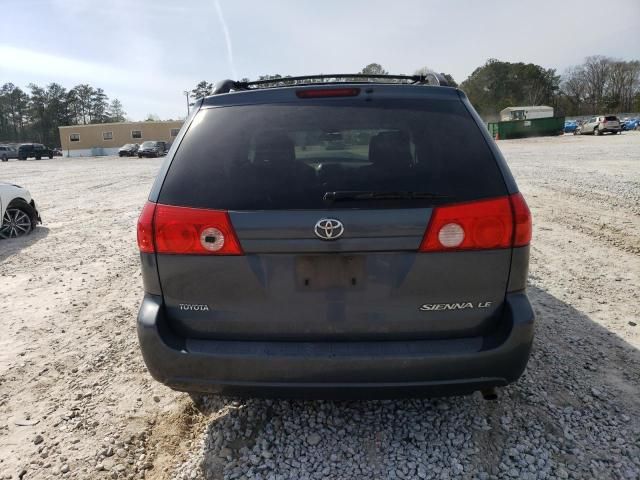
[136,75,534,399]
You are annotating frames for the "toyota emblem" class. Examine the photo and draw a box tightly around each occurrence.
[314,218,344,240]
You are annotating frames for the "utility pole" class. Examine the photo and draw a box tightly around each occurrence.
[183,90,190,116]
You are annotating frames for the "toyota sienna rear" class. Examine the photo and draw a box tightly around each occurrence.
[136,74,534,399]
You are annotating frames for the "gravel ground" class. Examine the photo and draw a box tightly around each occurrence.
[1,133,639,480]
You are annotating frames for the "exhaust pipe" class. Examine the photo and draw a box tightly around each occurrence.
[480,387,498,401]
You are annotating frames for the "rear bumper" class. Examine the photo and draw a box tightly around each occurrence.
[137,292,535,399]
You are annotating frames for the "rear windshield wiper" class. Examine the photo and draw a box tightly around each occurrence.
[323,191,452,204]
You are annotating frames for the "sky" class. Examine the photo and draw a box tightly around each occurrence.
[1,0,639,121]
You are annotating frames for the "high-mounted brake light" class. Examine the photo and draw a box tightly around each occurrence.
[296,88,360,99]
[136,202,243,255]
[419,193,531,252]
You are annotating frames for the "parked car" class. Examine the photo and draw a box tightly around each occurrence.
[577,115,621,135]
[136,75,534,400]
[0,182,41,239]
[119,143,139,157]
[621,117,639,131]
[563,120,578,134]
[138,141,166,158]
[52,147,63,157]
[0,145,19,162]
[18,143,54,160]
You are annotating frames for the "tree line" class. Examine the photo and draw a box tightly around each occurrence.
[0,83,126,147]
[462,56,640,118]
[190,56,640,119]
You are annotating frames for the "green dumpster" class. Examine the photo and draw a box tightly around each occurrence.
[487,116,565,139]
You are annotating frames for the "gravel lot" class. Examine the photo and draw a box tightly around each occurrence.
[1,133,639,480]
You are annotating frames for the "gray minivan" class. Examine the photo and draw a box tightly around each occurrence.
[136,74,534,399]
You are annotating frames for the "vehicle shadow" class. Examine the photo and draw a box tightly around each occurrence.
[0,226,49,262]
[188,285,640,480]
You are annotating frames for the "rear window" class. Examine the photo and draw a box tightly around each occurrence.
[159,100,507,210]
[604,116,618,121]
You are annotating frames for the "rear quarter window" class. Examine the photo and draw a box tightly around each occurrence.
[159,99,507,210]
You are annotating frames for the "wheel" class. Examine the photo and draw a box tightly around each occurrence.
[1,155,7,162]
[138,154,142,158]
[0,200,36,239]
[594,128,600,136]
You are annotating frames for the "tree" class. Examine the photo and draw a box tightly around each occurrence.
[108,99,126,122]
[71,84,94,125]
[90,88,109,123]
[27,83,49,143]
[1,83,29,140]
[190,81,213,100]
[360,63,388,76]
[460,59,560,116]
[441,74,458,88]
[581,56,611,113]
[145,113,161,122]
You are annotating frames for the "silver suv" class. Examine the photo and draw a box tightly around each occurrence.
[578,115,621,135]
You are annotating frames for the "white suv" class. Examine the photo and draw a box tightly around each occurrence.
[578,115,621,135]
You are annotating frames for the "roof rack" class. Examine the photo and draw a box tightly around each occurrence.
[211,73,450,95]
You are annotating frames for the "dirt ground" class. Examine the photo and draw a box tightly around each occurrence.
[0,133,639,479]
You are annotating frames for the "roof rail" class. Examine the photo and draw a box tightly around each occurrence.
[211,72,449,95]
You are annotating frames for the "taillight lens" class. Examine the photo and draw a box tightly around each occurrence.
[137,201,156,253]
[510,193,532,247]
[419,193,531,252]
[136,202,243,255]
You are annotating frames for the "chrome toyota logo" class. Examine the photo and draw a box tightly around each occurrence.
[314,218,344,240]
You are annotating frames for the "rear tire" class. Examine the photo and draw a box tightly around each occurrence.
[1,155,7,162]
[594,128,600,136]
[0,200,36,239]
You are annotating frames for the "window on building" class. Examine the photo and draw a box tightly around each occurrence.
[103,131,113,140]
[70,134,80,142]
[132,130,142,139]
[170,128,180,137]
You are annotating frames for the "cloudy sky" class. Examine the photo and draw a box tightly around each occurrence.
[2,0,639,120]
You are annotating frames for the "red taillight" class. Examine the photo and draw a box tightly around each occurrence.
[419,194,531,252]
[137,201,156,253]
[154,204,243,255]
[510,192,532,247]
[137,203,243,255]
[296,88,360,99]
